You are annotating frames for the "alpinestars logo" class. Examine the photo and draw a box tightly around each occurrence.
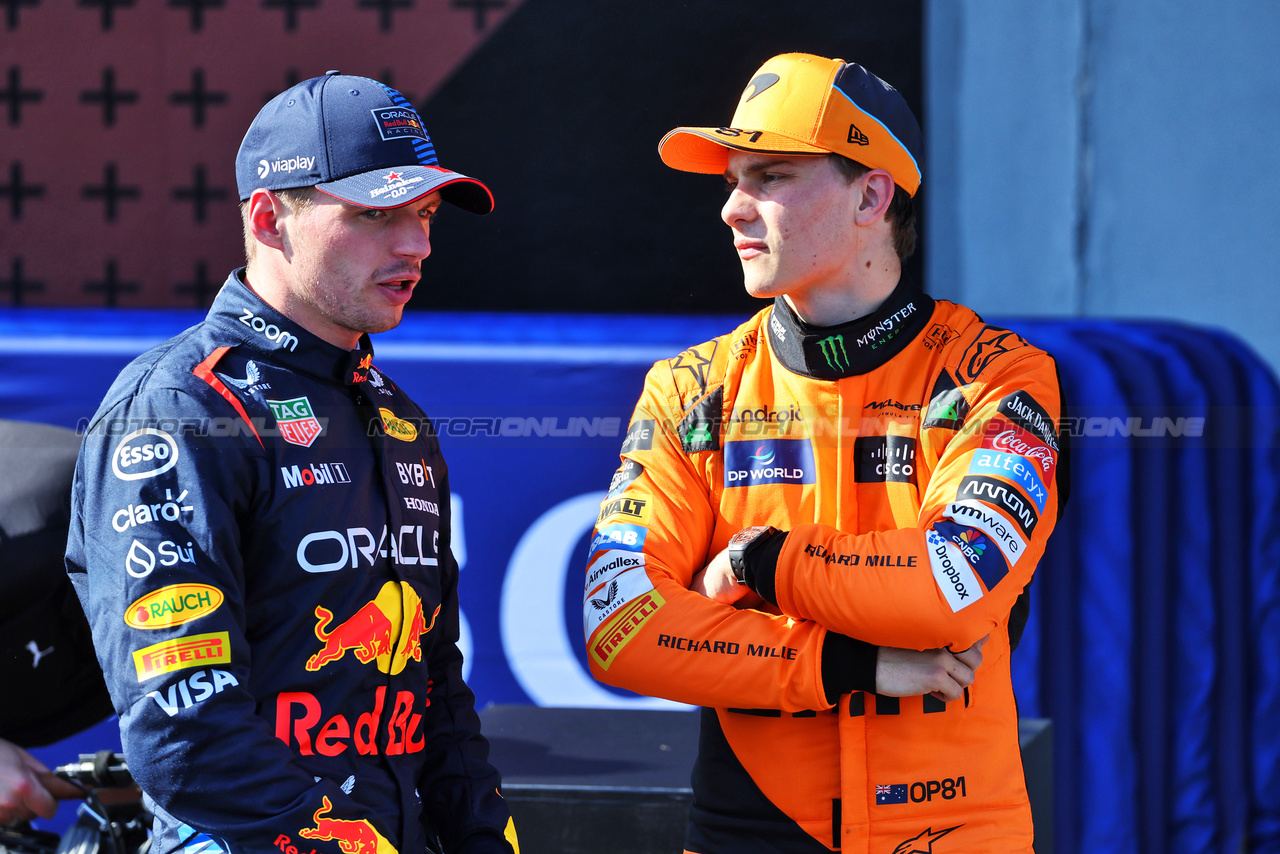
[670,341,717,394]
[957,327,1026,382]
[818,334,849,371]
[892,825,962,853]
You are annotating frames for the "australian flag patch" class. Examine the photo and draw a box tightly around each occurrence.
[875,783,909,805]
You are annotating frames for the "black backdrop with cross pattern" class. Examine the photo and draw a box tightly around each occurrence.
[0,1,922,310]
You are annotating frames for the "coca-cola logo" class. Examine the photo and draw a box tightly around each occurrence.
[991,431,1054,471]
[982,418,1057,481]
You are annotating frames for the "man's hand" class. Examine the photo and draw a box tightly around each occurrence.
[875,636,989,702]
[690,547,754,605]
[0,738,62,825]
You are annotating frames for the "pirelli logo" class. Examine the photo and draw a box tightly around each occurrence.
[589,590,665,671]
[133,632,231,682]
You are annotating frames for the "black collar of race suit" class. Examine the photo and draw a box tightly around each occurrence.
[767,278,935,379]
[206,270,374,386]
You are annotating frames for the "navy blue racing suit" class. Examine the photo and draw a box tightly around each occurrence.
[65,271,515,854]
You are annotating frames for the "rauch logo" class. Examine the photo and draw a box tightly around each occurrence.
[126,584,224,629]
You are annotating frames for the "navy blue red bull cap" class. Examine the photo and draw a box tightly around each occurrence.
[236,70,493,214]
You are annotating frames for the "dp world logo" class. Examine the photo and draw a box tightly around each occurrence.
[724,438,815,487]
[817,334,849,372]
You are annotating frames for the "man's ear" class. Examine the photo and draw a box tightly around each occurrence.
[246,189,288,253]
[854,169,896,227]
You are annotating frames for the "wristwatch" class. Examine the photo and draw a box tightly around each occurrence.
[728,525,781,585]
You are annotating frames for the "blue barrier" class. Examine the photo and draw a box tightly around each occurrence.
[5,309,1277,853]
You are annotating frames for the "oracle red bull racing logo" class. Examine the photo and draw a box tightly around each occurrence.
[306,581,440,676]
[297,796,397,854]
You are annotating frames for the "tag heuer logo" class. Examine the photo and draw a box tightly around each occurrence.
[267,396,323,447]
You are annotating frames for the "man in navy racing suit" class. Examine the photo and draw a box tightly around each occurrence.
[65,73,518,854]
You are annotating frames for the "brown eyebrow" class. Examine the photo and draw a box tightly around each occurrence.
[722,159,800,182]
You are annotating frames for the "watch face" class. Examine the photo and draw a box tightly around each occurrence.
[732,526,769,548]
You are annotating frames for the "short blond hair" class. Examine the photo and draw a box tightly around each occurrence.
[240,187,319,263]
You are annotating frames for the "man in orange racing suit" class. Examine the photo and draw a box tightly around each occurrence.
[583,54,1066,853]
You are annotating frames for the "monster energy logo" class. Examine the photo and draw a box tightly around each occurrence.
[818,335,849,371]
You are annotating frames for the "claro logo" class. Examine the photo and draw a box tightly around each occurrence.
[112,429,179,481]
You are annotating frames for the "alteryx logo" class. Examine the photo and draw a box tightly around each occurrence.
[724,439,815,487]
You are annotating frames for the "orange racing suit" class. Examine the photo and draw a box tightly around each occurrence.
[583,281,1066,853]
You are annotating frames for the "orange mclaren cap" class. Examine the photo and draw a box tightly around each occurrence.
[659,53,923,196]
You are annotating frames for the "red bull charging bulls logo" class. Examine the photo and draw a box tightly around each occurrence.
[298,796,397,854]
[306,582,440,676]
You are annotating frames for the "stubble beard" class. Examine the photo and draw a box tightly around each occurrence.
[304,269,406,340]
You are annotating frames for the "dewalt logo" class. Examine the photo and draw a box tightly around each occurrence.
[597,495,650,526]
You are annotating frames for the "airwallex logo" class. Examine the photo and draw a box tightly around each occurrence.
[724,439,816,487]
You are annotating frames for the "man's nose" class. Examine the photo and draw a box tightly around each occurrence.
[721,186,756,228]
[395,215,432,262]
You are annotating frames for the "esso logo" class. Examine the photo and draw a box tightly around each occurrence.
[112,429,179,481]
